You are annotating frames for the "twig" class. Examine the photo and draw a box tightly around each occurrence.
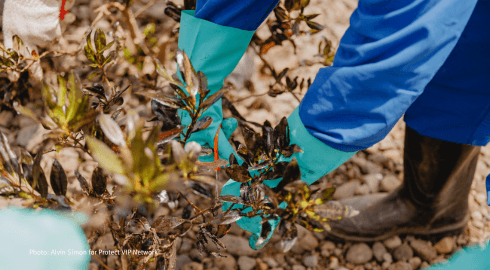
[134,0,159,18]
[94,254,113,270]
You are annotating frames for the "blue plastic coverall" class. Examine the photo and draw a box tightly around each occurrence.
[195,0,490,266]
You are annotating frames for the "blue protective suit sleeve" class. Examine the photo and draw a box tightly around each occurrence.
[194,0,280,30]
[299,0,479,152]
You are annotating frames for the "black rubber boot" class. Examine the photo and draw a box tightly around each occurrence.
[326,126,481,242]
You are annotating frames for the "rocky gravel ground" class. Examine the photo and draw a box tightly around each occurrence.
[1,0,490,269]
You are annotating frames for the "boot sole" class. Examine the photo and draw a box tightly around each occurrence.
[326,216,468,242]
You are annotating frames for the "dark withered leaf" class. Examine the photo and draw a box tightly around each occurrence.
[218,195,245,205]
[91,167,107,196]
[135,92,182,109]
[273,158,300,192]
[225,164,251,183]
[74,170,91,196]
[197,71,208,96]
[157,126,184,146]
[262,125,274,156]
[248,159,273,171]
[200,88,227,112]
[306,21,325,31]
[182,203,194,219]
[200,147,213,157]
[192,116,213,132]
[50,159,67,196]
[210,209,242,225]
[273,117,289,150]
[264,161,288,180]
[83,84,106,101]
[313,201,359,220]
[176,49,199,97]
[164,2,181,22]
[235,143,253,167]
[276,68,289,82]
[185,180,212,198]
[153,216,186,233]
[216,224,232,238]
[281,144,302,157]
[242,126,263,153]
[229,153,238,166]
[202,227,226,251]
[260,184,279,208]
[151,99,181,131]
[278,221,298,252]
[30,168,48,198]
[31,146,45,196]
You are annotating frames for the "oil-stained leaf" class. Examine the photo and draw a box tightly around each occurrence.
[197,71,208,96]
[176,49,199,97]
[262,125,274,156]
[229,153,238,166]
[182,203,194,219]
[135,92,182,109]
[86,137,125,175]
[218,195,245,205]
[281,144,302,157]
[91,167,107,196]
[192,116,213,132]
[0,131,19,176]
[216,224,232,238]
[151,99,181,131]
[210,209,242,225]
[36,171,49,198]
[153,216,186,233]
[50,159,67,196]
[74,170,91,196]
[200,88,228,112]
[185,180,212,198]
[273,117,289,150]
[225,164,251,183]
[273,158,300,192]
[157,126,185,146]
[83,84,106,101]
[98,114,126,146]
[94,29,106,53]
[248,159,273,171]
[278,221,298,252]
[306,21,325,32]
[312,187,336,202]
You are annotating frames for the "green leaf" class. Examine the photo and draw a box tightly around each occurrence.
[88,71,101,80]
[94,29,106,53]
[66,72,83,123]
[57,76,67,108]
[86,137,125,175]
[101,40,114,53]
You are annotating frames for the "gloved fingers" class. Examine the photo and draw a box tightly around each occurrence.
[249,217,281,250]
[221,117,238,139]
[214,128,241,162]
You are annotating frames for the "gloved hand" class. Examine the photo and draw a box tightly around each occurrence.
[221,106,357,249]
[2,0,74,50]
[177,10,254,162]
[0,207,90,269]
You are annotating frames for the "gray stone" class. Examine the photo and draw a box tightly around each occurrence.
[292,265,306,270]
[364,173,382,193]
[410,239,437,262]
[214,253,237,270]
[189,249,201,261]
[380,175,401,193]
[373,242,387,262]
[321,241,336,257]
[302,254,319,268]
[180,238,194,253]
[408,257,422,270]
[218,235,258,256]
[238,256,256,270]
[383,236,402,249]
[355,184,371,195]
[298,230,319,251]
[393,243,413,262]
[333,180,361,200]
[183,262,204,270]
[264,257,278,267]
[434,237,454,254]
[388,262,412,270]
[346,243,373,265]
[176,254,192,270]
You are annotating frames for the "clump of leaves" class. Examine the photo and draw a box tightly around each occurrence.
[84,29,117,80]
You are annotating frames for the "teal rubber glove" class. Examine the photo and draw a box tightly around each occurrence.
[177,10,254,162]
[222,106,357,249]
[0,207,90,269]
[428,242,490,269]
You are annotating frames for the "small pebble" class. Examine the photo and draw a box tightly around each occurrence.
[183,262,204,270]
[388,262,412,270]
[408,257,422,269]
[410,239,437,262]
[434,237,454,254]
[393,243,414,262]
[237,256,256,270]
[373,242,388,262]
[383,236,402,249]
[383,253,393,264]
[292,265,306,270]
[471,211,483,221]
[346,243,374,264]
[302,253,319,268]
